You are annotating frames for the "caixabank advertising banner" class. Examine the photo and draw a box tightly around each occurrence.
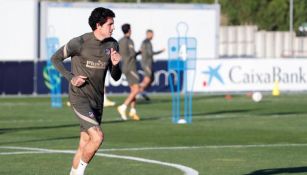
[190,59,307,92]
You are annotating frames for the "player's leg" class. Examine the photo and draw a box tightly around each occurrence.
[81,126,104,163]
[73,126,103,175]
[130,98,136,108]
[70,131,90,175]
[139,76,151,100]
[118,84,140,120]
[128,96,140,120]
[118,70,140,120]
[127,85,140,120]
[140,76,151,92]
[124,84,140,105]
[140,65,152,91]
[138,64,153,101]
[71,105,103,175]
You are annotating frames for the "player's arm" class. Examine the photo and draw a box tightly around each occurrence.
[153,48,165,55]
[135,50,141,56]
[135,42,142,56]
[51,37,81,81]
[51,45,74,81]
[109,62,121,81]
[109,45,122,81]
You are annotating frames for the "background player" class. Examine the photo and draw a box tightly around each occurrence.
[117,23,141,121]
[138,29,165,101]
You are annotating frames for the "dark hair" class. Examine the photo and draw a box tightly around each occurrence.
[121,23,131,34]
[146,29,153,33]
[88,7,115,31]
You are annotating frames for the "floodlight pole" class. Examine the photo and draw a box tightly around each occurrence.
[290,0,294,57]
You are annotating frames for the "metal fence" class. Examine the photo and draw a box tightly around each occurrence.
[219,25,307,58]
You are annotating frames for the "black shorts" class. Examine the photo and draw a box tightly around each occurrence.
[72,103,102,132]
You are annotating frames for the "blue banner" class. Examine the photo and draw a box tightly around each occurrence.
[105,61,182,93]
[0,61,34,95]
[0,60,182,95]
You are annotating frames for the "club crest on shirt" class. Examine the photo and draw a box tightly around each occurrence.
[88,112,95,118]
[105,48,111,55]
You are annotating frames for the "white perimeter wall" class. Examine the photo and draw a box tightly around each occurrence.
[0,0,37,60]
[40,2,220,60]
[220,25,307,58]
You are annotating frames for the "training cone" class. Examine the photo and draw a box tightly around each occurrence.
[272,80,280,96]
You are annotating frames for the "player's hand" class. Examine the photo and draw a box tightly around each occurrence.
[110,48,121,66]
[162,48,166,52]
[71,75,87,87]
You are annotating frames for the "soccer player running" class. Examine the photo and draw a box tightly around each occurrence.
[51,7,121,175]
[117,24,141,121]
[139,29,165,101]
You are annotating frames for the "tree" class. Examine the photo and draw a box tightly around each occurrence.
[49,0,307,32]
[220,0,307,32]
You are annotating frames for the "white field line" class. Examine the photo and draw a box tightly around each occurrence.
[1,143,307,174]
[97,143,307,152]
[95,152,198,175]
[0,151,47,155]
[0,146,198,175]
[2,143,307,153]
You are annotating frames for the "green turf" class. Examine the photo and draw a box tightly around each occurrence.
[1,93,307,175]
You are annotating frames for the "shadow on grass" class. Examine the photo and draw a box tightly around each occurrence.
[244,167,307,175]
[103,116,160,123]
[193,109,255,117]
[137,94,225,105]
[0,117,160,135]
[0,136,79,145]
[0,123,79,135]
[257,111,307,116]
[0,117,160,145]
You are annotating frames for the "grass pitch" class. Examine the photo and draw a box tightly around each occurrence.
[1,93,307,175]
